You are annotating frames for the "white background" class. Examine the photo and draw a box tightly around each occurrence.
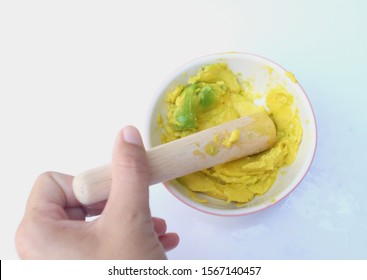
[0,0,366,259]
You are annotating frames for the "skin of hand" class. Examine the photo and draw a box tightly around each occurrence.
[15,126,180,259]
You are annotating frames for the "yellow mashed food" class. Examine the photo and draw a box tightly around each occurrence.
[160,63,302,204]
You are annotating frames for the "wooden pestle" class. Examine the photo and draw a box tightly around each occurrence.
[73,112,276,205]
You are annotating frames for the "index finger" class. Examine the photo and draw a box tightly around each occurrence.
[26,172,82,219]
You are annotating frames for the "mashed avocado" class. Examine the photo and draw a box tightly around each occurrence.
[160,63,302,204]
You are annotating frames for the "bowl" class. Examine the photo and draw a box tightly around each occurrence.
[147,52,317,216]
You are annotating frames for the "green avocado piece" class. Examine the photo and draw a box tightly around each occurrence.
[174,83,218,130]
[174,84,199,130]
[198,85,216,109]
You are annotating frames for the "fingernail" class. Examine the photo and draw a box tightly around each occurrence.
[122,126,142,146]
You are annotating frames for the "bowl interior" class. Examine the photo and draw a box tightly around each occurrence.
[148,53,316,216]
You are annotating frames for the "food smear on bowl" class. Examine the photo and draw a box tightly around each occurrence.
[160,63,303,204]
[203,128,241,156]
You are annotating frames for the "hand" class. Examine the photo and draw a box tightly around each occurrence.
[16,126,179,259]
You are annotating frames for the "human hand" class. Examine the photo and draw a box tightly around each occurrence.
[16,126,179,259]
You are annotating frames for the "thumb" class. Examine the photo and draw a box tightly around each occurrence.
[103,126,151,220]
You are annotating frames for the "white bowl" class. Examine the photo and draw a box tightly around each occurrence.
[148,52,317,216]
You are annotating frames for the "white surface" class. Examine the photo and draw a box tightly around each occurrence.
[0,0,366,259]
